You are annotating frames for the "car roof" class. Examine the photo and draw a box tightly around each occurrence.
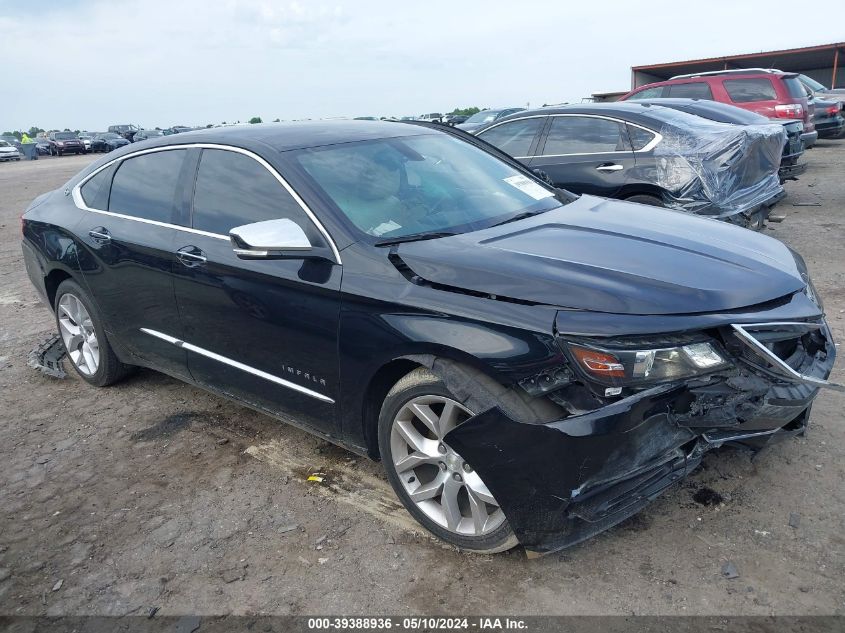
[636,71,795,89]
[128,120,434,152]
[629,98,769,124]
[487,102,679,126]
[477,101,753,136]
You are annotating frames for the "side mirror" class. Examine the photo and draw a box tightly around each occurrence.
[230,218,315,260]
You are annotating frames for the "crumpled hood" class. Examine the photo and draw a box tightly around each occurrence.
[394,195,805,315]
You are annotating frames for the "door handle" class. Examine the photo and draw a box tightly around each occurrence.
[88,227,111,244]
[176,246,207,267]
[596,163,624,172]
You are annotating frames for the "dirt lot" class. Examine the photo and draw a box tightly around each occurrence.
[0,147,843,617]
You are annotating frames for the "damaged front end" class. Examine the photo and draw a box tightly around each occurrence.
[444,308,839,555]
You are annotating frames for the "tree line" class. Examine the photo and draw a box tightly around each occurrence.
[3,109,488,138]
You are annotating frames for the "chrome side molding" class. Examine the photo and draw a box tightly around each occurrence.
[140,328,335,403]
[731,322,843,392]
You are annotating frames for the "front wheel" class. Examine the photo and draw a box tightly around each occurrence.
[53,279,133,387]
[378,368,518,553]
[625,193,664,207]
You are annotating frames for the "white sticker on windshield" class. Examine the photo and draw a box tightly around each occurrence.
[370,220,403,236]
[503,175,554,200]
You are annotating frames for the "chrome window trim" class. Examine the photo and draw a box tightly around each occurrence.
[140,328,335,403]
[479,113,662,158]
[72,143,342,263]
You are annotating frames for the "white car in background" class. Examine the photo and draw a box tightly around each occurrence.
[0,140,21,161]
[78,133,94,152]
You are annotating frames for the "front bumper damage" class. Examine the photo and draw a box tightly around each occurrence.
[445,320,838,556]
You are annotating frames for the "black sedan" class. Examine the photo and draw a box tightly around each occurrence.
[132,129,166,142]
[90,133,131,152]
[21,122,838,555]
[812,98,845,139]
[35,139,52,156]
[475,103,787,230]
[455,107,526,133]
[632,98,807,182]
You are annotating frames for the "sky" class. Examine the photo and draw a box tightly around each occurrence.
[1,0,842,131]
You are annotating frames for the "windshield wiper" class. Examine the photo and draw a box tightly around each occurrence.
[374,231,459,247]
[489,209,549,228]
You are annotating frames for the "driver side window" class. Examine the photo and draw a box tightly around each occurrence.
[476,118,544,157]
[192,149,316,238]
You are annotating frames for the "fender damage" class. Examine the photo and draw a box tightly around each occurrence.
[444,321,837,556]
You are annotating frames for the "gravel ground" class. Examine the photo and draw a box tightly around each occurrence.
[0,147,843,617]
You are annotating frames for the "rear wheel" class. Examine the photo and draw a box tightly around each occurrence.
[378,368,518,553]
[53,279,133,387]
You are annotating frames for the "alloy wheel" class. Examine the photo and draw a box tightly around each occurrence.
[389,395,506,536]
[57,293,100,375]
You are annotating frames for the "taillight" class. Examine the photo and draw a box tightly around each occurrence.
[774,103,804,119]
[827,105,839,115]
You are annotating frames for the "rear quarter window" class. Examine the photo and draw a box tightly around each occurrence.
[80,168,112,208]
[627,125,657,151]
[783,77,809,99]
[723,78,777,103]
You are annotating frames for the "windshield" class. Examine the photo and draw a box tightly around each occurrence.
[464,110,501,124]
[799,74,827,92]
[0,141,9,147]
[293,133,561,240]
[100,133,120,139]
[55,132,77,140]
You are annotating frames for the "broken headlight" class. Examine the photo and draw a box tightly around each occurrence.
[566,340,730,389]
[791,248,823,310]
[803,276,823,310]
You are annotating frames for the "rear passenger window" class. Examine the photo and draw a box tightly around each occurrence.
[80,168,111,207]
[667,82,713,99]
[192,149,311,235]
[108,150,187,222]
[541,117,630,155]
[724,78,777,102]
[476,118,543,157]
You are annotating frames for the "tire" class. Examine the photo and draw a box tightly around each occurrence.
[53,279,133,387]
[625,194,664,207]
[747,210,765,231]
[378,367,518,553]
